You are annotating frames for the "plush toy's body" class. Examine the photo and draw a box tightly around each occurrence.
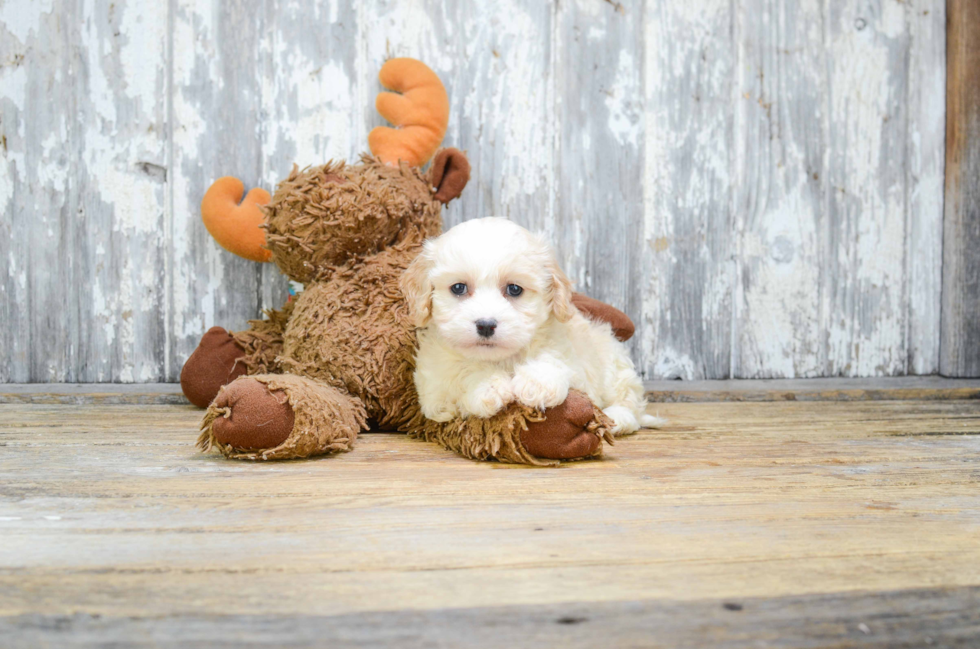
[182,59,637,465]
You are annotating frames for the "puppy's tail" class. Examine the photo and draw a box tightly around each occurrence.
[640,413,667,429]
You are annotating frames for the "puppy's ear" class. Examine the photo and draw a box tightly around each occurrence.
[401,246,435,327]
[548,260,575,323]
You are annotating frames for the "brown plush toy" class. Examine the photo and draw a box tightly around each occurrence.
[183,58,637,465]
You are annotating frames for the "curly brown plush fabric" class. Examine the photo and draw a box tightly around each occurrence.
[233,302,294,375]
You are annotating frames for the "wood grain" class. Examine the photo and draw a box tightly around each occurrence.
[906,1,947,375]
[822,1,912,377]
[1,398,978,646]
[0,1,954,381]
[1,2,76,382]
[942,0,980,377]
[733,0,825,378]
[643,0,735,379]
[3,587,978,648]
[557,0,646,367]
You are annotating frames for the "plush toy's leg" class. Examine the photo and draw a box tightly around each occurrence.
[197,374,367,461]
[179,303,293,408]
[411,389,614,466]
[180,327,248,408]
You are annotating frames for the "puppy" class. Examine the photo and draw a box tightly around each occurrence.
[401,217,662,435]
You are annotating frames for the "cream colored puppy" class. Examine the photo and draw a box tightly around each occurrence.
[401,217,662,435]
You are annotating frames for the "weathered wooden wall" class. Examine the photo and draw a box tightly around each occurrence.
[0,0,949,382]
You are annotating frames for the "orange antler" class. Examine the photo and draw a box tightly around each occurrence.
[201,177,272,263]
[368,58,449,167]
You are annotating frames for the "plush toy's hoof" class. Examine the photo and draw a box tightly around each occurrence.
[211,378,295,450]
[200,374,365,460]
[521,391,605,460]
[180,327,249,408]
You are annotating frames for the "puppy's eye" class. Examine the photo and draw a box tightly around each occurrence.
[450,283,468,296]
[505,284,524,297]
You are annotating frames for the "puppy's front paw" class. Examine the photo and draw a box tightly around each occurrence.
[512,366,569,411]
[421,402,456,423]
[462,376,514,419]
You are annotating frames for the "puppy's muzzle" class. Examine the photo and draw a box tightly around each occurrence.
[475,319,497,338]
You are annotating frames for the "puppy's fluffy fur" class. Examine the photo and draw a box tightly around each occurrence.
[402,217,662,435]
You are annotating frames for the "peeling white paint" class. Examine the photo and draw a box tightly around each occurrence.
[605,50,640,148]
[0,0,54,44]
[0,145,20,217]
[459,1,553,210]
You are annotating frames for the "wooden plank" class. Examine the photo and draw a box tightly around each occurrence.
[0,2,36,382]
[74,0,170,382]
[906,1,946,375]
[941,0,980,377]
[643,0,735,379]
[168,0,270,381]
[3,586,977,648]
[556,0,646,368]
[0,383,188,404]
[821,2,914,376]
[447,0,558,236]
[732,0,826,378]
[0,3,75,381]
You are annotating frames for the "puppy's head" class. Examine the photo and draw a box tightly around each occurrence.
[401,217,573,361]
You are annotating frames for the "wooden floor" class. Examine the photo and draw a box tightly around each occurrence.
[2,388,980,647]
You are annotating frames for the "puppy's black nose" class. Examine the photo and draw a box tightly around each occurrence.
[475,319,497,338]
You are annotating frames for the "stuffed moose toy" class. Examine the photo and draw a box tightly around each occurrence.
[181,59,637,465]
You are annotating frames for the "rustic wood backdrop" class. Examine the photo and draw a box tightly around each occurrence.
[0,0,954,382]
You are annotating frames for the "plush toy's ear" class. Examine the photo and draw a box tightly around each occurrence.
[548,259,575,323]
[429,148,470,204]
[401,246,435,327]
